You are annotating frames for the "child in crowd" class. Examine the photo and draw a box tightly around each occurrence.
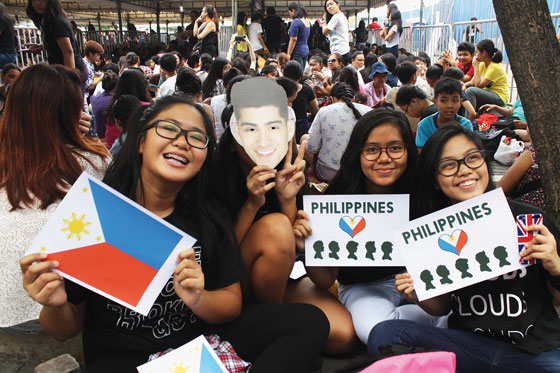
[416,78,473,149]
[395,84,438,122]
[456,42,475,82]
[442,67,476,121]
[369,124,560,372]
[464,39,509,110]
[425,63,443,89]
[21,95,329,371]
[300,109,441,346]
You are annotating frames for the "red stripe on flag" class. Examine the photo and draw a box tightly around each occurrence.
[48,243,159,307]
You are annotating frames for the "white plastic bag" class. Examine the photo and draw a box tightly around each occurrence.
[494,135,524,165]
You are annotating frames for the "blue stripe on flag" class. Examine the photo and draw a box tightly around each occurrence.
[89,180,182,270]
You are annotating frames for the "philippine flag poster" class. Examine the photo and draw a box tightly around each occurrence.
[26,172,196,316]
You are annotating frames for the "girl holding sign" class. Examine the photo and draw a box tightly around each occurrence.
[300,109,441,346]
[20,95,329,371]
[369,124,560,372]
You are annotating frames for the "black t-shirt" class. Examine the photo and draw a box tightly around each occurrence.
[66,209,244,370]
[0,19,16,54]
[262,15,283,44]
[41,16,84,70]
[448,200,560,355]
[292,84,315,121]
[420,104,438,120]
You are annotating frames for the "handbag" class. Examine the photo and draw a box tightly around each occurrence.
[494,135,524,165]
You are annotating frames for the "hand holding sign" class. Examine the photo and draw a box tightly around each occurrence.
[174,248,205,308]
[520,223,560,276]
[394,273,419,304]
[20,253,66,308]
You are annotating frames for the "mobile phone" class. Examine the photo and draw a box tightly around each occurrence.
[317,18,323,26]
[234,35,245,42]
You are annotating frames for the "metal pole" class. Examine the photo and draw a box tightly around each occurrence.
[156,2,161,42]
[181,12,184,28]
[97,13,101,32]
[117,0,122,41]
[367,0,371,24]
[419,0,424,25]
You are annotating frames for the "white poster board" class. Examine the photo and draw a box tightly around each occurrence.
[395,189,526,301]
[304,194,409,266]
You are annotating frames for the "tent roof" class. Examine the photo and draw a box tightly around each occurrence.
[6,0,386,25]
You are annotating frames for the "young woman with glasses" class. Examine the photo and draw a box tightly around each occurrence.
[21,95,329,371]
[369,124,560,372]
[297,109,442,346]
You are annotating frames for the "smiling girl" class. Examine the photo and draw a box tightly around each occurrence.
[299,109,441,347]
[20,96,329,371]
[369,124,560,372]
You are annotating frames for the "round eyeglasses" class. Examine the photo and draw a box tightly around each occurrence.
[436,150,486,176]
[145,120,209,149]
[361,142,406,161]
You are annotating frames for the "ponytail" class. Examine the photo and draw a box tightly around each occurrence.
[331,82,362,121]
[477,39,503,63]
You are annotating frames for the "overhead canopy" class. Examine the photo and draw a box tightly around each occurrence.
[6,0,386,26]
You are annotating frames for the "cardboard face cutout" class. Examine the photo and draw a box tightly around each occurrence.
[230,77,295,168]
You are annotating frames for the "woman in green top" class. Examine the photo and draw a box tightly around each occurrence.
[235,12,249,56]
[464,39,509,111]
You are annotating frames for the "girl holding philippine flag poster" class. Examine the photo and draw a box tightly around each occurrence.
[297,109,442,347]
[369,124,560,372]
[20,95,329,372]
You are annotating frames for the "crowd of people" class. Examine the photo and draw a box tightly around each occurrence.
[0,0,559,372]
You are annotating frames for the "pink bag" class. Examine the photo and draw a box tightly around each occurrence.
[360,351,456,373]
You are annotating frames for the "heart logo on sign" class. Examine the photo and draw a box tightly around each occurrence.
[438,229,468,255]
[339,216,366,238]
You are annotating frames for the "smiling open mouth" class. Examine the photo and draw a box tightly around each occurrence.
[163,154,188,165]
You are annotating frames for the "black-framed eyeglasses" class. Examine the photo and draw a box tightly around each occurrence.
[436,150,486,176]
[145,120,210,149]
[362,142,407,161]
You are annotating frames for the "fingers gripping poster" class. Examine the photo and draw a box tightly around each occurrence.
[395,189,526,301]
[304,195,409,266]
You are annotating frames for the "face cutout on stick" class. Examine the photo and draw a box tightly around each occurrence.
[230,77,295,168]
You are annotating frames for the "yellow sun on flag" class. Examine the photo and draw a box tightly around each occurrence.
[61,213,91,240]
[168,361,189,373]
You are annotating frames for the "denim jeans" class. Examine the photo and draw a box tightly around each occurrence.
[369,319,560,372]
[291,53,307,72]
[464,87,504,111]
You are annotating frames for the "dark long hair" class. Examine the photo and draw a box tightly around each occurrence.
[108,69,151,122]
[327,108,418,195]
[413,124,494,218]
[26,0,67,28]
[202,57,229,99]
[0,64,108,210]
[477,39,503,63]
[330,82,362,121]
[389,9,403,35]
[103,95,234,262]
[324,0,339,23]
[288,2,307,19]
[0,3,14,25]
[337,66,360,94]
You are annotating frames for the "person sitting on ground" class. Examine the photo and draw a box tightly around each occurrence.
[463,39,508,110]
[378,53,398,87]
[260,64,279,79]
[360,54,378,85]
[446,42,475,83]
[92,62,119,97]
[442,67,476,121]
[157,53,178,98]
[384,61,419,108]
[125,51,152,79]
[108,94,142,156]
[305,82,371,182]
[364,61,391,108]
[396,84,438,123]
[210,67,242,141]
[283,61,318,142]
[0,63,20,118]
[480,98,527,129]
[416,77,473,149]
[91,74,118,140]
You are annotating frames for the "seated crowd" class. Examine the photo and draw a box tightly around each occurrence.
[0,1,558,372]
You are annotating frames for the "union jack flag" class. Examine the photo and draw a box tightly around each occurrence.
[517,213,543,265]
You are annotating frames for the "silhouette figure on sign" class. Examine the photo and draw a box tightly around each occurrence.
[365,241,376,260]
[436,265,453,284]
[313,241,324,259]
[455,258,473,278]
[475,251,492,272]
[493,246,511,267]
[381,241,393,260]
[328,241,340,260]
[420,270,436,290]
[346,241,358,260]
